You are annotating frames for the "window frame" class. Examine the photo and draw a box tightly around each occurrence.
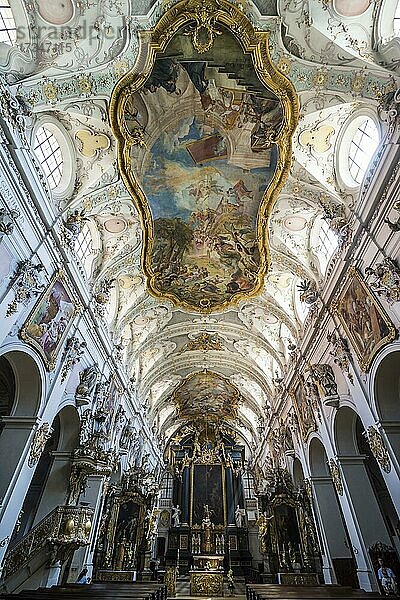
[335,109,381,191]
[31,117,76,199]
[0,1,16,45]
[33,126,64,190]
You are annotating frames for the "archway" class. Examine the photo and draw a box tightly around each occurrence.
[293,457,305,489]
[0,350,42,502]
[334,407,399,589]
[12,405,80,541]
[374,350,400,466]
[308,437,358,587]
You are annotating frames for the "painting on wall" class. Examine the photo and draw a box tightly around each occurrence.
[192,464,224,526]
[291,377,317,442]
[20,272,77,370]
[332,267,396,371]
[111,0,298,311]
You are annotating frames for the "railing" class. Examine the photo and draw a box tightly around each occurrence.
[1,505,94,581]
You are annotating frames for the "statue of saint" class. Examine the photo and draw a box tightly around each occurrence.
[171,505,181,527]
[235,505,245,528]
[75,365,99,404]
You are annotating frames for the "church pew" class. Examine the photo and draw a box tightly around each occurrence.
[1,582,166,600]
[246,584,381,600]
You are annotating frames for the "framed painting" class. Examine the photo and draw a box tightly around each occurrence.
[290,377,317,443]
[332,267,396,371]
[20,271,78,370]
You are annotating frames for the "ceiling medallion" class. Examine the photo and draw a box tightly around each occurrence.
[110,0,299,312]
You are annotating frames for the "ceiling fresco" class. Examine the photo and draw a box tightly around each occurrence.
[110,1,299,311]
[172,370,241,421]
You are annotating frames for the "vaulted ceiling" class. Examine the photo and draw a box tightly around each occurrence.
[11,0,398,451]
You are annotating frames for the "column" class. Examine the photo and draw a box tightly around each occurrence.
[33,452,72,524]
[0,416,37,502]
[68,474,106,582]
[310,476,353,585]
[225,467,235,525]
[181,466,190,525]
[338,455,392,591]
[0,417,37,568]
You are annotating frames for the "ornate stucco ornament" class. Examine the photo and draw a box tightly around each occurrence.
[0,75,30,136]
[61,209,88,249]
[297,280,318,305]
[28,423,53,468]
[365,426,391,474]
[75,364,99,406]
[93,277,115,316]
[327,330,354,385]
[0,207,20,242]
[110,0,299,312]
[180,331,224,352]
[328,458,343,496]
[60,337,87,383]
[308,363,339,408]
[365,258,400,305]
[6,260,45,317]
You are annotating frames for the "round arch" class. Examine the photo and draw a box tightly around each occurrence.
[0,348,43,417]
[292,456,305,487]
[20,404,81,530]
[334,406,359,457]
[373,350,400,423]
[309,436,330,477]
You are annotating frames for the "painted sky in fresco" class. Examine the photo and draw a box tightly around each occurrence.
[143,116,277,225]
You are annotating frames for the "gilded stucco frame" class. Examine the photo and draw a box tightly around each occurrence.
[331,267,396,372]
[20,270,79,371]
[109,0,299,313]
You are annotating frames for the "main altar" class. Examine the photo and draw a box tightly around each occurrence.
[164,423,253,577]
[189,505,225,596]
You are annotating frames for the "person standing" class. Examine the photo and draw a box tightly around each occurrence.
[377,558,397,595]
[76,568,91,584]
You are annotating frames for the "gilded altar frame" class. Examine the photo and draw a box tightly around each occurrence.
[332,267,396,371]
[109,0,299,313]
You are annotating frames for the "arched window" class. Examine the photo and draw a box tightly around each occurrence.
[318,220,338,265]
[0,1,16,45]
[314,219,339,276]
[33,126,64,190]
[75,223,93,264]
[394,0,400,36]
[348,117,379,184]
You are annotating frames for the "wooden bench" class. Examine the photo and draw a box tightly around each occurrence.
[0,582,166,600]
[246,584,382,600]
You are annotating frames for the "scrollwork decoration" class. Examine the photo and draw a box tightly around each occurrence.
[328,458,343,496]
[28,423,53,468]
[365,426,391,473]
